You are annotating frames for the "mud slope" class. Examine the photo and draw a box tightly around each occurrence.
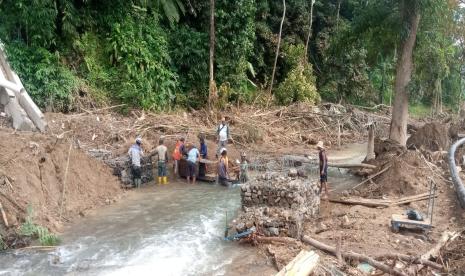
[0,128,122,232]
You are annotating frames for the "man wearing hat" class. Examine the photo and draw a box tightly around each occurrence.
[128,137,144,188]
[317,141,329,198]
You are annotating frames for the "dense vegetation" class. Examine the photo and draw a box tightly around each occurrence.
[0,0,463,115]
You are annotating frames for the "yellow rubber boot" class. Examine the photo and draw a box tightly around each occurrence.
[163,176,168,185]
[158,177,162,185]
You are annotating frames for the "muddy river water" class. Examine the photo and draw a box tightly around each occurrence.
[0,143,365,276]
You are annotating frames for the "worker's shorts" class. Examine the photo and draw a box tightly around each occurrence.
[158,161,167,177]
[173,160,179,174]
[217,140,228,156]
[320,173,327,183]
[187,161,197,177]
[132,165,142,179]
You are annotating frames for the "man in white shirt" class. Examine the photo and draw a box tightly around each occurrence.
[128,137,144,188]
[216,117,230,158]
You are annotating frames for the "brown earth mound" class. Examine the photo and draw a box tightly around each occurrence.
[0,128,122,237]
[406,122,450,151]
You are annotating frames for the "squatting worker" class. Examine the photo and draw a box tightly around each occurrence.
[317,141,329,198]
[216,117,230,158]
[152,137,169,185]
[128,137,144,188]
[186,143,200,184]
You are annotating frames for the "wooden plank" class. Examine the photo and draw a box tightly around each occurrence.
[276,250,319,276]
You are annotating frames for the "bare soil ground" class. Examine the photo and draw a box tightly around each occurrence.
[0,103,464,275]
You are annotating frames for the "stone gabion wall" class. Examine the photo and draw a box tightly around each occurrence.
[234,173,320,238]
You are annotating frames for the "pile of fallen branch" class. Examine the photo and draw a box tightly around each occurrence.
[245,231,457,275]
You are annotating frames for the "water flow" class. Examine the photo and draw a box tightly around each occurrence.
[0,184,259,276]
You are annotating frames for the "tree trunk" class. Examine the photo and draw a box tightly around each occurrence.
[304,0,315,60]
[366,124,375,161]
[269,0,286,95]
[336,0,342,30]
[208,0,217,109]
[389,0,420,146]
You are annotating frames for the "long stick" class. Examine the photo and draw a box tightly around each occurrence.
[59,141,73,219]
[269,0,286,95]
[351,165,391,190]
[302,236,408,276]
[0,201,9,227]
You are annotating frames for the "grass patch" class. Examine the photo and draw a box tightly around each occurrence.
[20,205,60,246]
[409,104,431,119]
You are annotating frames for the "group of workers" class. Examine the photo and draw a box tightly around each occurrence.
[128,116,329,198]
[127,117,250,188]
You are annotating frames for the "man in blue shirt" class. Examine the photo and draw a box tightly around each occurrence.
[199,136,208,177]
[187,143,200,184]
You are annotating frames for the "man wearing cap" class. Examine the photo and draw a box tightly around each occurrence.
[216,117,230,158]
[151,137,168,185]
[128,137,144,188]
[317,141,329,198]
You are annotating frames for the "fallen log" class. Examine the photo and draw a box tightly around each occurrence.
[302,235,408,276]
[373,253,442,270]
[275,250,319,276]
[328,197,390,208]
[329,193,435,208]
[282,155,376,169]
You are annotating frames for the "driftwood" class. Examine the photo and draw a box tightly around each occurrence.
[0,201,9,227]
[329,192,435,208]
[275,250,319,276]
[282,155,376,169]
[373,253,442,270]
[409,231,457,274]
[302,235,408,276]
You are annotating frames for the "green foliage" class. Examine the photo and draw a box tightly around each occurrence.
[107,14,178,110]
[169,26,209,107]
[216,0,256,91]
[275,63,319,105]
[6,42,79,111]
[20,205,60,246]
[409,104,431,119]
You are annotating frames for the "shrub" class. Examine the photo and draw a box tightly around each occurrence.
[6,42,79,112]
[275,63,320,105]
[107,14,178,110]
[20,205,60,246]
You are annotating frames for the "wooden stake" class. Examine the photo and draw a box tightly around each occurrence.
[59,140,73,219]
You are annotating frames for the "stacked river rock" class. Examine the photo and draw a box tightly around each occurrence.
[234,171,320,238]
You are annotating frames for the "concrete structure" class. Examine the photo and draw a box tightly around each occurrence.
[0,47,46,132]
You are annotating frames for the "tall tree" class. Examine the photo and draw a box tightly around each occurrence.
[208,0,217,108]
[389,0,420,145]
[269,0,286,95]
[304,0,315,60]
